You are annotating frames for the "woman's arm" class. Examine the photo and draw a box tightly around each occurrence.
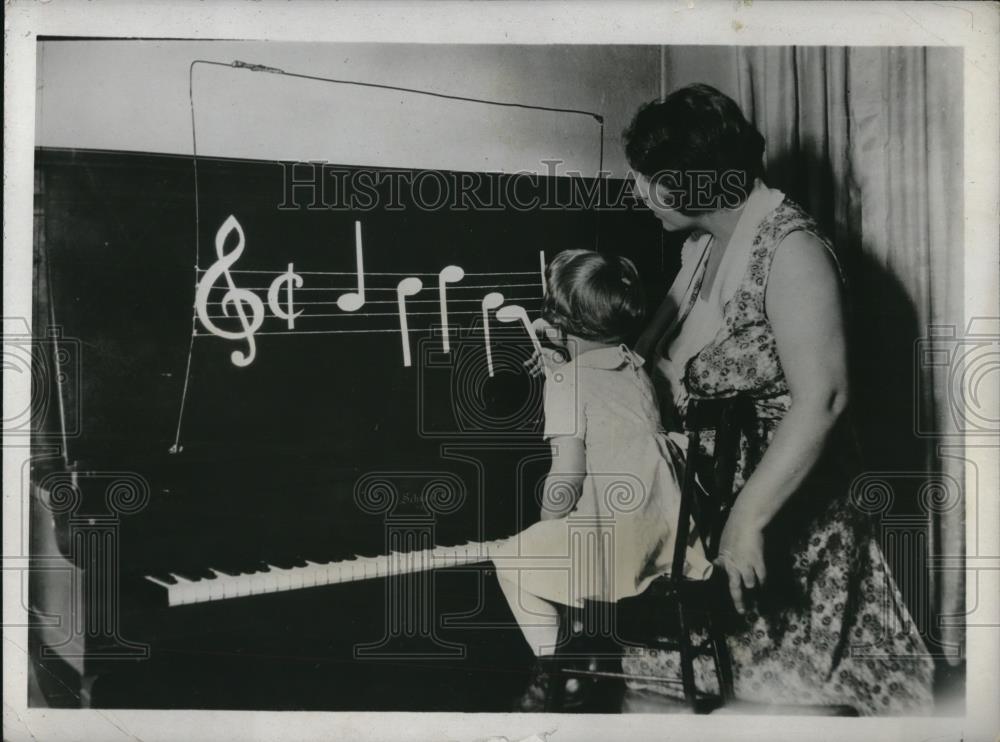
[634,291,680,359]
[715,231,850,612]
[540,436,586,520]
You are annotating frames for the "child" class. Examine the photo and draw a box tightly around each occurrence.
[490,249,713,711]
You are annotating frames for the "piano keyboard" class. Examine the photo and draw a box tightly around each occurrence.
[145,540,507,607]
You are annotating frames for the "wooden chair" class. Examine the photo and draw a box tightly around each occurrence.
[545,395,755,714]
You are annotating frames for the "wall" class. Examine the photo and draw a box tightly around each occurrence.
[35,41,662,178]
[662,45,739,97]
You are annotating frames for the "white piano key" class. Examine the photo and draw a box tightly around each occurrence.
[207,569,232,601]
[195,579,214,603]
[156,541,506,607]
[249,570,270,595]
[232,572,250,598]
[168,573,196,605]
[303,561,323,587]
[324,561,339,582]
[272,566,294,592]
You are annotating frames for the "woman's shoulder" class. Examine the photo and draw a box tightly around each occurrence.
[768,230,843,293]
[763,198,830,248]
[753,199,841,280]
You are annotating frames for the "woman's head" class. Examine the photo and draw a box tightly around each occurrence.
[541,249,645,345]
[623,84,765,220]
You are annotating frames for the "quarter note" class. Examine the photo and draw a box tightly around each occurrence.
[397,277,423,367]
[437,265,465,353]
[496,305,544,356]
[481,291,505,377]
[336,221,366,312]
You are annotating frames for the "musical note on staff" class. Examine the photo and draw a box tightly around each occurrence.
[336,221,366,312]
[496,305,544,356]
[195,215,265,367]
[193,215,546,369]
[437,265,465,353]
[481,292,505,377]
[396,277,423,367]
[267,263,304,329]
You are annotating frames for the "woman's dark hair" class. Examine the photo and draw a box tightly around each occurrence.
[622,84,765,213]
[542,249,645,344]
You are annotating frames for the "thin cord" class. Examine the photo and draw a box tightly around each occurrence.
[41,171,72,466]
[596,118,605,253]
[172,59,604,450]
[170,60,204,454]
[219,59,605,124]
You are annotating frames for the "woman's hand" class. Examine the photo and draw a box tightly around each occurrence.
[713,508,767,615]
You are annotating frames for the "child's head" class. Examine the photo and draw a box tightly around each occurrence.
[541,249,645,345]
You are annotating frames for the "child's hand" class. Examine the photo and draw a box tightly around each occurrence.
[522,318,567,378]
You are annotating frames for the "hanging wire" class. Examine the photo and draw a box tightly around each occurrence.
[171,58,605,452]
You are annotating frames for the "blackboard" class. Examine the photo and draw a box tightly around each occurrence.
[34,146,679,563]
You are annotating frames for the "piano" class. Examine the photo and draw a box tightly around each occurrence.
[28,147,671,710]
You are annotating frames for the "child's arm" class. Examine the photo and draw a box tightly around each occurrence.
[522,317,568,377]
[540,436,586,521]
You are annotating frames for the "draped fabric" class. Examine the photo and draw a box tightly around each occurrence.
[731,46,965,665]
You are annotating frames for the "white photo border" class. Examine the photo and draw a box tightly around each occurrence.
[4,2,997,741]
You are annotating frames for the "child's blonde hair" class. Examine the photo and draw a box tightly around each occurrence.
[541,249,645,344]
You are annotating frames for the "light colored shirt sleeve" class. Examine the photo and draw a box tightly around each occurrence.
[542,364,586,440]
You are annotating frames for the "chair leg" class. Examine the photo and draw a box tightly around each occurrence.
[703,608,736,703]
[545,664,565,712]
[675,601,698,711]
[709,625,736,703]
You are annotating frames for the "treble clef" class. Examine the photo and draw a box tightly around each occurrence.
[195,215,265,367]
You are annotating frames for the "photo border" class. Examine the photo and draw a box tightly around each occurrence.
[4,2,997,741]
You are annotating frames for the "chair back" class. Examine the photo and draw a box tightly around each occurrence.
[670,396,757,581]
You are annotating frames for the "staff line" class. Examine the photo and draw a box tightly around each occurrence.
[203,296,542,306]
[210,283,543,291]
[201,309,539,319]
[199,268,542,276]
[193,328,521,337]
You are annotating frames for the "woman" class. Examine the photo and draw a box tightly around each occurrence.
[619,84,934,714]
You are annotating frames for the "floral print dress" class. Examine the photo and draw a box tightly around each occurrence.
[620,190,935,715]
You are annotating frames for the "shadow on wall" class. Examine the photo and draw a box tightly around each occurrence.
[763,148,945,658]
[763,149,926,477]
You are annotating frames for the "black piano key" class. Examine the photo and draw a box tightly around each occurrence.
[215,554,261,575]
[211,564,244,577]
[211,557,269,576]
[171,566,215,582]
[296,552,330,566]
[263,554,298,570]
[146,571,178,585]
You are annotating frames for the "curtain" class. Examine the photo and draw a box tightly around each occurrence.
[732,46,965,667]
